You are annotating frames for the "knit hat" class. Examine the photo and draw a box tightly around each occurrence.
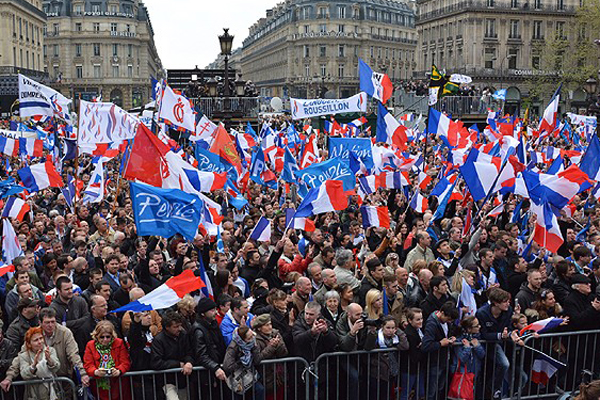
[252,314,271,329]
[196,298,217,314]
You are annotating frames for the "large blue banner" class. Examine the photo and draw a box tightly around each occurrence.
[328,137,374,171]
[131,182,204,241]
[296,158,355,191]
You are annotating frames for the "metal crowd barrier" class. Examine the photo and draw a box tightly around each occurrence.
[0,376,77,400]
[3,330,599,400]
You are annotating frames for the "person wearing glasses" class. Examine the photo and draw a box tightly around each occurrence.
[83,320,131,400]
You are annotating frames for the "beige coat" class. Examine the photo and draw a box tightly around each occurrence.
[18,347,61,400]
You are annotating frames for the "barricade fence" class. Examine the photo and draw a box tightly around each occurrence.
[1,330,597,400]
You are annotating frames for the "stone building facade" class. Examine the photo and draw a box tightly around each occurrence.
[241,0,417,99]
[42,0,162,109]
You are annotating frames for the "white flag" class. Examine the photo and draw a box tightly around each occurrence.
[78,100,139,144]
[158,83,196,132]
[19,74,72,124]
[191,113,217,143]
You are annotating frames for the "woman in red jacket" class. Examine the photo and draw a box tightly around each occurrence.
[83,320,131,400]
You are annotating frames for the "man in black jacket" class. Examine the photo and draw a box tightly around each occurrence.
[151,311,194,400]
[419,276,452,321]
[421,301,458,400]
[357,258,385,306]
[292,301,337,363]
[563,274,600,330]
[191,298,227,381]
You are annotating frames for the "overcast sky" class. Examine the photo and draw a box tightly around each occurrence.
[143,0,277,70]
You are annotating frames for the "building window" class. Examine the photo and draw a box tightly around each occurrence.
[338,6,346,18]
[76,66,83,79]
[338,64,344,77]
[126,24,131,32]
[110,4,118,13]
[377,47,382,58]
[509,20,520,38]
[338,45,345,57]
[370,46,374,58]
[112,65,119,78]
[91,3,101,12]
[93,43,100,56]
[111,23,117,32]
[534,0,542,8]
[318,7,327,18]
[338,24,344,33]
[53,44,59,57]
[75,43,82,56]
[93,23,100,33]
[319,24,327,33]
[484,48,495,68]
[304,45,310,57]
[511,0,518,7]
[304,25,309,33]
[128,44,133,57]
[128,65,133,78]
[94,64,101,78]
[43,45,47,57]
[533,21,543,39]
[113,44,118,56]
[556,21,566,39]
[53,23,59,35]
[319,45,326,57]
[353,8,359,18]
[485,19,496,37]
[508,49,518,69]
[302,7,309,19]
[532,55,540,69]
[557,0,564,9]
[487,0,494,6]
[75,23,82,32]
[320,64,326,76]
[74,4,82,14]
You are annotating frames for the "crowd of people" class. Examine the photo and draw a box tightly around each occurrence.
[397,79,488,98]
[0,109,599,400]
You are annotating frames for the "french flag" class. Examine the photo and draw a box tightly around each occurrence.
[376,103,408,150]
[18,161,63,192]
[112,270,205,312]
[360,206,390,228]
[418,171,432,190]
[294,180,355,218]
[523,165,593,209]
[538,85,561,139]
[428,108,462,148]
[249,216,271,242]
[18,138,44,158]
[184,170,227,193]
[284,208,316,232]
[519,317,564,336]
[531,201,564,253]
[579,134,600,180]
[359,58,393,104]
[0,137,18,157]
[531,353,565,387]
[409,191,429,213]
[1,197,30,221]
[460,160,500,201]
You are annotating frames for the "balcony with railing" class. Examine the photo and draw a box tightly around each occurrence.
[192,97,261,119]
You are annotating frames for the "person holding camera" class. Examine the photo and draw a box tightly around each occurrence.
[364,315,409,399]
[292,301,337,363]
[422,301,459,400]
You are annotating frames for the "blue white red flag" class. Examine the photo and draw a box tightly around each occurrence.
[360,206,390,228]
[538,85,561,139]
[409,191,429,213]
[2,218,23,265]
[520,317,564,336]
[359,59,393,104]
[1,197,30,222]
[579,134,600,181]
[531,201,563,253]
[18,161,63,192]
[531,353,565,387]
[376,103,408,150]
[294,180,355,218]
[249,217,272,242]
[112,270,205,312]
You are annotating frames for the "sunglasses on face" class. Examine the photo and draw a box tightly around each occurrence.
[99,335,112,339]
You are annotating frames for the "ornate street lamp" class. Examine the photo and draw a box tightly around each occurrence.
[219,28,234,97]
[585,77,598,96]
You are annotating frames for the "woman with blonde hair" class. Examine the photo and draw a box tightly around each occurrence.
[365,289,384,320]
[18,326,60,400]
[451,269,476,295]
[83,320,131,400]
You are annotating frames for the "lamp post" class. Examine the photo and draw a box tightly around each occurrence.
[219,28,234,97]
[499,53,516,89]
[584,76,599,117]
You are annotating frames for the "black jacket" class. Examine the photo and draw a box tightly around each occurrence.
[515,282,538,311]
[419,293,453,322]
[563,290,600,331]
[292,312,338,362]
[190,317,227,373]
[151,330,194,387]
[421,313,456,361]
[402,324,424,372]
[270,307,293,353]
[74,314,121,355]
[126,316,154,371]
[0,338,17,378]
[506,270,527,299]
[552,277,572,305]
[357,274,383,306]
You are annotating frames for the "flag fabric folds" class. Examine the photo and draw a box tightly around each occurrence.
[249,217,272,242]
[18,161,63,192]
[1,197,30,221]
[359,59,393,104]
[294,180,355,218]
[360,206,391,228]
[112,270,205,312]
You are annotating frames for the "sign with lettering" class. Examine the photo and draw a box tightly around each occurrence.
[290,92,367,120]
[131,182,204,241]
[328,137,374,171]
[296,158,355,191]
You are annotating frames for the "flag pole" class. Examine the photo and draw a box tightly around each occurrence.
[74,94,81,216]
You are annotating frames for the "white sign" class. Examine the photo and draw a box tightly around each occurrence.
[290,92,367,120]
